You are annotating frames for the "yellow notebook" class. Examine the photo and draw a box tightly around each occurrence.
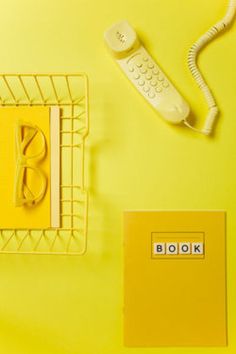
[0,106,51,229]
[124,211,227,347]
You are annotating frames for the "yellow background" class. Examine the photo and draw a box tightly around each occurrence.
[0,0,235,353]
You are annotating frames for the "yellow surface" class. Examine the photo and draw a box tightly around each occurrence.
[0,0,236,353]
[0,107,50,228]
[124,211,226,346]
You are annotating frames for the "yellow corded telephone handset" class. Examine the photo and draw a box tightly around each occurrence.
[104,0,236,135]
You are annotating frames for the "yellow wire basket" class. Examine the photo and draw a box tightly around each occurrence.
[0,73,89,255]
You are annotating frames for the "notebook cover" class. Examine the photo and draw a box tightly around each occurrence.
[0,106,51,229]
[124,211,227,347]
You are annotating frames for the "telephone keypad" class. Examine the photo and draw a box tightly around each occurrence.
[130,53,170,99]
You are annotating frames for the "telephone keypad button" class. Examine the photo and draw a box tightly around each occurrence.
[135,60,143,68]
[148,91,155,99]
[156,86,163,93]
[143,86,150,93]
[133,73,140,80]
[163,81,169,88]
[138,79,145,86]
[148,62,154,69]
[150,79,157,87]
[140,67,147,74]
[157,73,164,81]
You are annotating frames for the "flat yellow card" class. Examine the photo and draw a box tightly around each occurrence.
[0,106,50,229]
[124,211,227,347]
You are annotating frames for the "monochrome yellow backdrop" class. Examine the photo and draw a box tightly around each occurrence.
[0,0,235,353]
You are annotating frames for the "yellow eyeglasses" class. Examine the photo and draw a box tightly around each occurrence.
[14,121,47,207]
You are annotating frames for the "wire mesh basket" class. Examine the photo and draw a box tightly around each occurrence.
[0,73,89,255]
